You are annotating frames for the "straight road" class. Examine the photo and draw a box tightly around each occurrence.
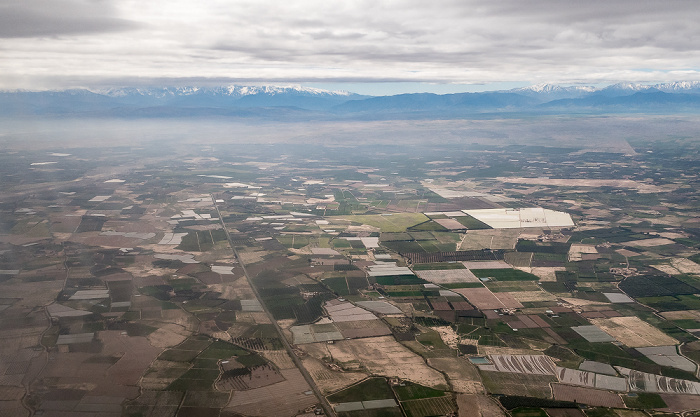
[210,194,336,417]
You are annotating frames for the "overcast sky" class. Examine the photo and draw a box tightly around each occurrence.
[2,0,699,94]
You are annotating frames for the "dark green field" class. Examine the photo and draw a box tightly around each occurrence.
[328,377,395,403]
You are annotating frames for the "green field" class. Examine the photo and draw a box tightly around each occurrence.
[408,220,448,232]
[375,275,427,285]
[392,382,445,401]
[381,241,427,253]
[455,215,492,229]
[510,408,548,417]
[620,274,700,298]
[342,213,429,232]
[323,276,351,295]
[504,252,533,267]
[622,393,667,409]
[637,294,700,311]
[176,229,228,251]
[412,262,466,271]
[328,377,395,403]
[401,396,456,417]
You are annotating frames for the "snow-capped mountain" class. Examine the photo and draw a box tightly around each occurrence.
[2,81,700,119]
[654,81,700,94]
[93,85,354,99]
[509,84,597,100]
[593,82,657,97]
[513,81,700,100]
[0,85,366,116]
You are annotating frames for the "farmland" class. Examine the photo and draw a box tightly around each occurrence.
[2,125,700,416]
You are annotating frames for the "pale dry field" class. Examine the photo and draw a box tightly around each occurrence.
[260,350,296,369]
[283,274,318,286]
[223,368,316,417]
[462,260,512,269]
[140,359,190,390]
[509,290,558,303]
[652,264,683,275]
[478,346,543,356]
[495,177,674,194]
[432,326,461,349]
[568,244,598,261]
[673,258,700,274]
[515,266,565,282]
[209,277,257,299]
[428,357,484,394]
[455,288,523,310]
[301,356,367,395]
[560,297,611,306]
[301,336,447,387]
[415,269,480,284]
[147,323,192,348]
[647,215,687,227]
[456,394,506,417]
[458,229,520,250]
[227,323,253,338]
[616,248,642,258]
[590,317,678,348]
[623,237,676,247]
[234,311,272,324]
[236,250,270,264]
[661,310,700,321]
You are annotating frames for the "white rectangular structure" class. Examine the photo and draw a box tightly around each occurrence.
[463,208,574,229]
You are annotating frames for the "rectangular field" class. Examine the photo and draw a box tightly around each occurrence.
[589,316,678,348]
[469,268,539,281]
[551,384,625,408]
[401,396,456,417]
[478,355,556,375]
[341,213,429,232]
[481,371,555,398]
[414,269,480,284]
[318,336,448,388]
[454,288,523,310]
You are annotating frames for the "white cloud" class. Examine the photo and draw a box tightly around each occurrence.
[1,0,700,90]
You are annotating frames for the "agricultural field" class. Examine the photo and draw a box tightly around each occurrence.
[2,134,700,416]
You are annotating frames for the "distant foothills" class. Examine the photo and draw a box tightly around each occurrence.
[3,81,700,119]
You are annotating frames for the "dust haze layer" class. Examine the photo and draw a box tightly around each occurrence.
[2,116,698,155]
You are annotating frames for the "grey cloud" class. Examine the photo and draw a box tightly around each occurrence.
[3,0,700,89]
[209,0,700,65]
[0,0,138,38]
[305,30,367,41]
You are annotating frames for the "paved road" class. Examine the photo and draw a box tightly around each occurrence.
[210,194,336,417]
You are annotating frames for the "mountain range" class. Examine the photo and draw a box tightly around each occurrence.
[2,81,700,119]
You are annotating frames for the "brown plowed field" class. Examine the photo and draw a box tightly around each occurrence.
[551,384,624,408]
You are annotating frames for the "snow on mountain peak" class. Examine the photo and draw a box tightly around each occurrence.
[219,84,351,97]
[605,82,651,91]
[91,84,352,99]
[513,83,596,93]
[654,81,700,92]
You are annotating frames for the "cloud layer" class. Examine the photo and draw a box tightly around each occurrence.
[2,0,699,90]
